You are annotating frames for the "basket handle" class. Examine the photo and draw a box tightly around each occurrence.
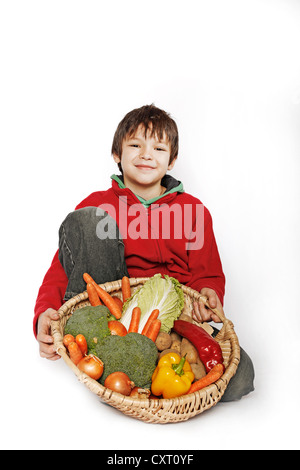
[198,294,226,324]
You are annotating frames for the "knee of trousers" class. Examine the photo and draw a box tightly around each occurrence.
[60,206,99,232]
[59,206,123,243]
[58,206,129,298]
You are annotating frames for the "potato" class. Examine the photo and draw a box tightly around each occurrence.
[191,362,207,381]
[155,332,172,351]
[196,355,204,365]
[170,332,181,342]
[170,339,181,353]
[159,348,181,359]
[180,338,198,364]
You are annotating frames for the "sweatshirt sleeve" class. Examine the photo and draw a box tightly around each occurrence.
[33,250,68,337]
[187,207,225,305]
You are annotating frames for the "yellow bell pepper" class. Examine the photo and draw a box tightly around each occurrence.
[151,352,195,399]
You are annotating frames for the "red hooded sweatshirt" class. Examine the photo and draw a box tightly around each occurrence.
[33,175,225,336]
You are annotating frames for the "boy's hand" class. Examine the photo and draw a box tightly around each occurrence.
[37,308,61,361]
[192,288,223,324]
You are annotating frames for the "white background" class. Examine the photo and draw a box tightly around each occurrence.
[1,0,300,450]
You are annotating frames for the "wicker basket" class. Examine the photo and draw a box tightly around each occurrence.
[51,277,240,424]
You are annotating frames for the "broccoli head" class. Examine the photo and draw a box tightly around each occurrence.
[64,305,112,350]
[92,333,158,389]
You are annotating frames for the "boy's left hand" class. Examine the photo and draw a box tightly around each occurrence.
[192,288,223,323]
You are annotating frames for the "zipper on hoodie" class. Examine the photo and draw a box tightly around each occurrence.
[147,204,165,264]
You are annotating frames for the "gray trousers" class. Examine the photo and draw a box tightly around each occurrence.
[58,207,129,299]
[58,206,255,402]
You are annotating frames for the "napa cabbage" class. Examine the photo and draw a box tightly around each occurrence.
[120,274,184,333]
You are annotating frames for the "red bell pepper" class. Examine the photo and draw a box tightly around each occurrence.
[173,320,225,373]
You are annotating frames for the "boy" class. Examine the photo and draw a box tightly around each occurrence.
[34,104,254,401]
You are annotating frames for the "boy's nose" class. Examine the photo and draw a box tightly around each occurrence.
[140,146,153,159]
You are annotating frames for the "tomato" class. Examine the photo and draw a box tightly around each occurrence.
[77,354,104,380]
[104,372,133,396]
[108,320,127,336]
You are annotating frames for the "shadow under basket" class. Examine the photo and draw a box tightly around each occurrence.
[51,277,240,424]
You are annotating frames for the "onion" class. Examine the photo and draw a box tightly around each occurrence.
[108,320,127,337]
[77,354,104,380]
[130,387,151,399]
[104,372,134,396]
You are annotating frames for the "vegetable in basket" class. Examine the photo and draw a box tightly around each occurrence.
[121,276,131,303]
[108,320,128,337]
[83,273,122,319]
[128,307,141,333]
[187,363,224,394]
[92,332,158,389]
[173,320,224,373]
[63,333,88,358]
[76,334,88,355]
[67,341,84,365]
[120,274,184,334]
[151,352,194,399]
[77,354,104,380]
[104,371,134,396]
[64,305,113,350]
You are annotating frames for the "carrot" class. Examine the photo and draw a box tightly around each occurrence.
[121,276,131,302]
[83,273,122,319]
[94,285,122,319]
[128,307,141,333]
[83,272,97,286]
[112,296,123,310]
[76,334,88,356]
[63,334,75,349]
[83,272,103,293]
[87,282,101,306]
[187,363,225,394]
[141,309,160,336]
[83,273,102,304]
[83,273,100,298]
[145,319,161,342]
[68,341,84,365]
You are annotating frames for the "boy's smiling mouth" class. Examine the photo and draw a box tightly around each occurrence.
[135,164,156,170]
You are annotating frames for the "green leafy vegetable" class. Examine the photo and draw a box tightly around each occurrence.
[120,274,184,333]
[92,332,158,388]
[64,305,112,350]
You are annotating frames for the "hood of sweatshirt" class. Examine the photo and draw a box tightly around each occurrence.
[111,174,184,208]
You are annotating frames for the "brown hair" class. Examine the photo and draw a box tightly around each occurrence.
[111,104,178,172]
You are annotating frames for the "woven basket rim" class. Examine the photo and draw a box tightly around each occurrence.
[51,277,240,423]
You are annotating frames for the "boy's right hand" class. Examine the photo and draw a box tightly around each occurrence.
[37,308,61,361]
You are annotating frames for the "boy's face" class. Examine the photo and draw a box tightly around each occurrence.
[113,125,176,191]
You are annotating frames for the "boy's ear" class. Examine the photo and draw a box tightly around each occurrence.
[113,153,121,164]
[168,156,177,171]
